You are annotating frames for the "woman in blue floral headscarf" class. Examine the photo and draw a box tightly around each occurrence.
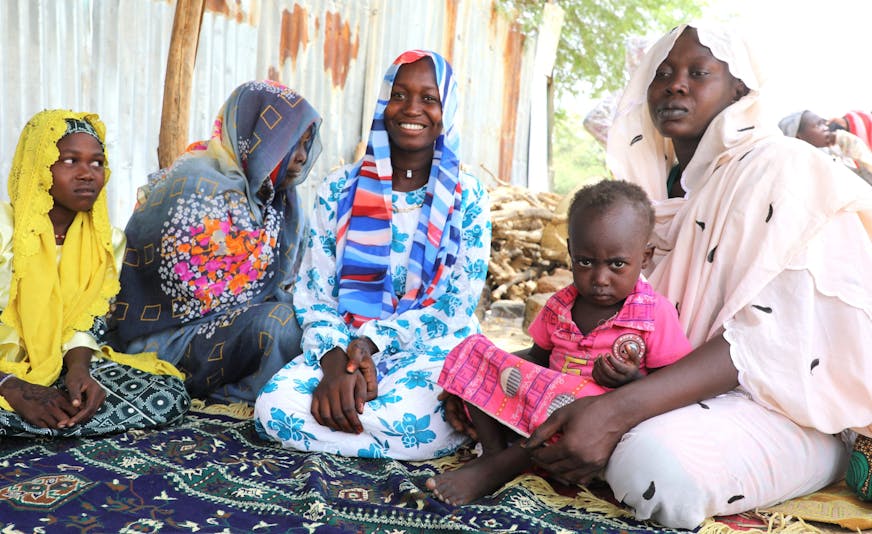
[113,81,322,404]
[254,51,491,460]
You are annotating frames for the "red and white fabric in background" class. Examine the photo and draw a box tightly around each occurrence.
[845,110,872,150]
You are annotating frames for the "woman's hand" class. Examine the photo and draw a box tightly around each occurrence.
[437,390,478,441]
[523,334,740,485]
[592,352,642,388]
[0,376,79,429]
[523,393,630,485]
[63,348,106,427]
[311,347,369,434]
[345,337,378,401]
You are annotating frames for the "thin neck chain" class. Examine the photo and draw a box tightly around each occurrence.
[392,203,423,214]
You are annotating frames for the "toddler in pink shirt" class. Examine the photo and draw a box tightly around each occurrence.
[428,179,691,506]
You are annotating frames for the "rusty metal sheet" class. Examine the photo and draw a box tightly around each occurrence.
[0,0,547,227]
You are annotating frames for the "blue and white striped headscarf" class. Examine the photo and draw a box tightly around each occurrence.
[335,50,463,327]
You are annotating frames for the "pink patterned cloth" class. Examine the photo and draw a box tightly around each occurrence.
[438,334,607,437]
[438,279,691,437]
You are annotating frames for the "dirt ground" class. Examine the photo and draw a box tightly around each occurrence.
[479,314,532,353]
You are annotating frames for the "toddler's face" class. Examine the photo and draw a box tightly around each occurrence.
[49,132,106,214]
[567,204,652,308]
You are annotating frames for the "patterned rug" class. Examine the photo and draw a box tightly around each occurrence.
[0,404,844,533]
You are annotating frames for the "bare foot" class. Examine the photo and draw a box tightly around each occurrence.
[426,445,530,506]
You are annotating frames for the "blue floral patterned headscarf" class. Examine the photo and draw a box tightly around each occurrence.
[115,81,321,342]
[334,50,463,327]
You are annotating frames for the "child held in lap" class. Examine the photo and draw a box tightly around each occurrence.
[427,179,691,505]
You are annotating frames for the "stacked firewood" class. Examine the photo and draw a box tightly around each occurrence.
[487,186,570,302]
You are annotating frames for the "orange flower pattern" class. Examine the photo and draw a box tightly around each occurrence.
[159,193,281,320]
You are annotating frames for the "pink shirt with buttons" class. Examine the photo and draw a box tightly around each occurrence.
[528,278,692,381]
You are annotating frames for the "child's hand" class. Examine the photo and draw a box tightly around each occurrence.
[438,390,478,441]
[61,347,106,427]
[0,378,78,429]
[63,366,106,427]
[592,352,643,388]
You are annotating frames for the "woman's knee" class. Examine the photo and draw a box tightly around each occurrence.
[605,425,710,529]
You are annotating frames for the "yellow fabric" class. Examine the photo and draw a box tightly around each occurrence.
[0,109,181,412]
[762,480,872,531]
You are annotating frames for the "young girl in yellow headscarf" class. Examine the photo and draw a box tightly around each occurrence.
[0,109,190,437]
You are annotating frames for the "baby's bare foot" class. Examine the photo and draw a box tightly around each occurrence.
[426,456,513,506]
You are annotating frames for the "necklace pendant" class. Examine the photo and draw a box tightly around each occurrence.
[405,169,412,179]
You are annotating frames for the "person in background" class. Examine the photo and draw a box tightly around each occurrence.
[829,110,872,150]
[255,50,491,460]
[780,109,872,184]
[0,110,189,436]
[112,81,322,404]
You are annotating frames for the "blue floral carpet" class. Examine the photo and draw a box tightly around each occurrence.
[0,406,700,533]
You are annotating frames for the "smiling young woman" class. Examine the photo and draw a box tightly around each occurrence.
[254,50,492,461]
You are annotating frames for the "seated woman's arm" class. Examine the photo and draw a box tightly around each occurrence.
[294,171,370,433]
[0,206,83,428]
[294,171,355,365]
[524,334,738,484]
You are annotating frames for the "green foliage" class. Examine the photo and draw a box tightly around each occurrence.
[499,0,707,99]
[551,110,609,195]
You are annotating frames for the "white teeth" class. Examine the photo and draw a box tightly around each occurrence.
[399,123,424,130]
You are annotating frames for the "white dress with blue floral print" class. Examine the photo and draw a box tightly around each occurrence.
[254,166,491,460]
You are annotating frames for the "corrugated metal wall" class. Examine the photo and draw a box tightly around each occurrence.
[0,0,543,227]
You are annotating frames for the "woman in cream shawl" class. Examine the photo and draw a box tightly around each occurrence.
[523,23,872,527]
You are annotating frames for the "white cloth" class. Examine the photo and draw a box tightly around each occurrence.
[254,168,491,460]
[603,21,872,527]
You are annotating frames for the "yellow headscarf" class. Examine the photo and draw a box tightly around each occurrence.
[0,109,181,412]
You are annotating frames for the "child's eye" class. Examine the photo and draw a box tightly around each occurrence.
[610,261,626,269]
[90,160,104,168]
[691,70,709,77]
[573,258,592,268]
[391,92,405,101]
[61,157,75,165]
[424,95,440,104]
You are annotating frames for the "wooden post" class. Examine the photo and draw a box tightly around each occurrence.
[157,0,206,169]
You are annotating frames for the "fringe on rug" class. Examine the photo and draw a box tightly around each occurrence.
[511,474,634,519]
[189,399,254,419]
[513,476,829,534]
[698,511,825,534]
